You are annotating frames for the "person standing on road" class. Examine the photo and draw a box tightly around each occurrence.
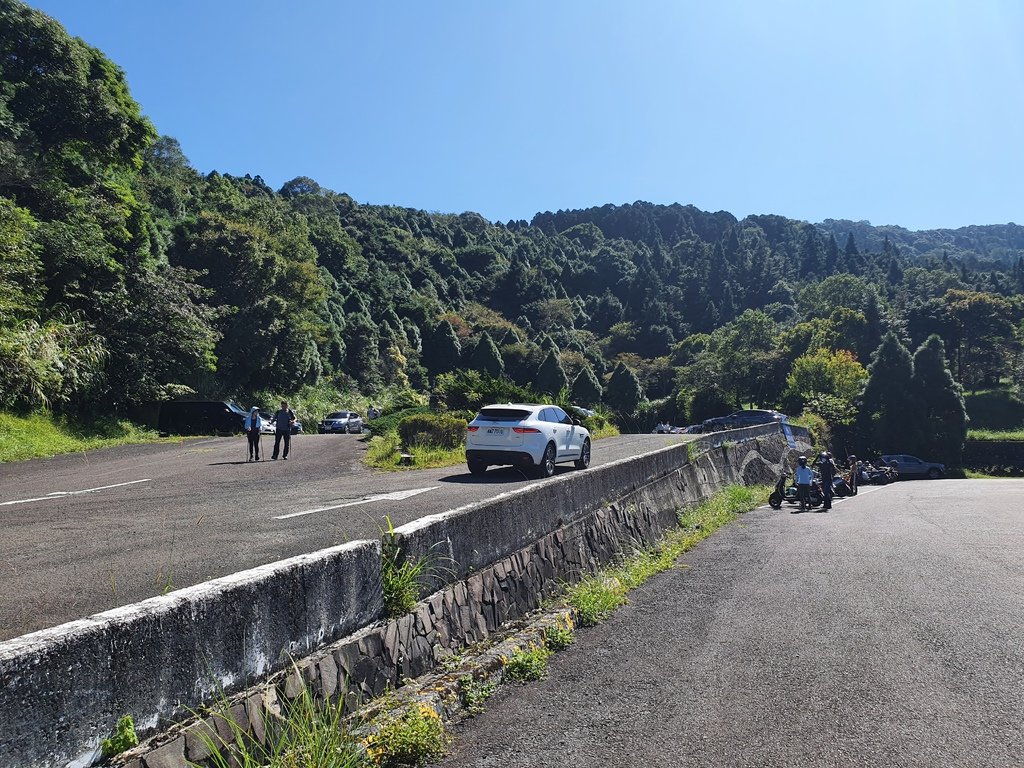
[847,454,858,495]
[817,452,836,510]
[271,400,295,460]
[794,455,813,512]
[244,406,263,462]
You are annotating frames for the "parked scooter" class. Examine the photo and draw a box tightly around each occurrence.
[768,473,789,509]
[769,471,824,509]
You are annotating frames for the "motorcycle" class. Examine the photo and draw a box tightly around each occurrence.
[769,471,823,509]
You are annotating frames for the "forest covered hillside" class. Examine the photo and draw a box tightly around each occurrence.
[2,0,1022,462]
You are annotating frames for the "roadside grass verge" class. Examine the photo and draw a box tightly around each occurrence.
[565,484,768,626]
[967,428,1024,441]
[0,411,169,463]
[365,431,467,471]
[964,469,1015,479]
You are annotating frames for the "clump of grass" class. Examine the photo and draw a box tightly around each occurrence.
[565,575,628,627]
[565,485,767,626]
[380,516,447,617]
[0,411,167,463]
[363,703,449,767]
[502,643,552,683]
[457,675,498,715]
[543,623,575,651]
[196,681,364,768]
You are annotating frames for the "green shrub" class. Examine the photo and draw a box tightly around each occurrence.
[503,644,552,682]
[363,704,448,767]
[397,413,467,450]
[100,715,138,759]
[366,406,431,437]
[543,623,575,651]
[457,675,497,715]
[432,370,539,412]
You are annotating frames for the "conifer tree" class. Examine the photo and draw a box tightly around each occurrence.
[605,362,643,414]
[859,332,923,453]
[535,350,568,397]
[570,365,602,408]
[468,331,504,378]
[425,319,461,377]
[911,335,967,467]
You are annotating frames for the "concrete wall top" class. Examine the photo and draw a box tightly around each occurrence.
[0,539,383,768]
[394,422,808,587]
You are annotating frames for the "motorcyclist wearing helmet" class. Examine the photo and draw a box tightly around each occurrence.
[794,455,814,512]
[816,451,836,510]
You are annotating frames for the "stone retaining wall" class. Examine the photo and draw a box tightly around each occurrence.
[2,425,808,768]
[111,427,808,768]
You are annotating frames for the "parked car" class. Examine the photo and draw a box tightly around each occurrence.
[701,409,787,432]
[260,408,303,435]
[157,400,246,436]
[318,411,364,434]
[880,454,945,480]
[465,403,591,478]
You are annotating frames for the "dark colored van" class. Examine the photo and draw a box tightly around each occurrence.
[157,401,247,436]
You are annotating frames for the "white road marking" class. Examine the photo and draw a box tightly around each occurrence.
[0,479,152,507]
[275,486,439,520]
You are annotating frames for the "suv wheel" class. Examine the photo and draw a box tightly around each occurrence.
[574,439,591,470]
[535,443,557,479]
[468,460,488,476]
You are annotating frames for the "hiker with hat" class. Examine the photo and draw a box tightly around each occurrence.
[243,406,263,462]
[794,455,814,512]
[847,454,859,495]
[817,451,837,510]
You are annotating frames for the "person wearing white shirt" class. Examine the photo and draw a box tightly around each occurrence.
[794,455,814,512]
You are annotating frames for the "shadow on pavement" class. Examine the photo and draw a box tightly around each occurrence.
[438,466,571,484]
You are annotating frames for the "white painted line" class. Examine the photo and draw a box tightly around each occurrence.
[0,479,152,507]
[275,486,439,520]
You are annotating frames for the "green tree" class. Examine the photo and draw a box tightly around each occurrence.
[535,349,568,397]
[467,331,504,378]
[859,332,923,454]
[781,348,866,417]
[911,335,967,467]
[570,365,602,408]
[424,319,461,378]
[605,362,643,414]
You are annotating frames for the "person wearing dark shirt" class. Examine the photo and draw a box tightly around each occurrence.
[271,400,295,460]
[817,452,836,510]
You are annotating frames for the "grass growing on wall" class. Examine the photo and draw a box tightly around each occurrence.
[565,485,767,626]
[0,411,169,463]
[967,428,1024,441]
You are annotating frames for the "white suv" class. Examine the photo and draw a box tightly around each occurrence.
[465,403,592,478]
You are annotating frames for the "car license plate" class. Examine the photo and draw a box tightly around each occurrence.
[486,427,506,435]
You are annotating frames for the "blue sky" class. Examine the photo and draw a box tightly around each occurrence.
[29,0,1024,230]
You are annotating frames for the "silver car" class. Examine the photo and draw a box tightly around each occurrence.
[880,454,945,480]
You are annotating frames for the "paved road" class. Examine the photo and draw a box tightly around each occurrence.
[434,479,1024,768]
[0,432,691,641]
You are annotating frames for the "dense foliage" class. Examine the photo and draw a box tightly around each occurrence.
[3,0,1023,465]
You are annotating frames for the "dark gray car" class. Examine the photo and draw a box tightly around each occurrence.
[881,454,945,479]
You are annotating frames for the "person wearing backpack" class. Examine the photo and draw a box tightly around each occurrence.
[244,406,263,462]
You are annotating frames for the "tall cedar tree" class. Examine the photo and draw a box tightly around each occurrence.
[859,332,924,454]
[468,332,504,379]
[425,319,461,378]
[605,362,643,414]
[535,350,568,397]
[911,335,967,466]
[570,366,602,408]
